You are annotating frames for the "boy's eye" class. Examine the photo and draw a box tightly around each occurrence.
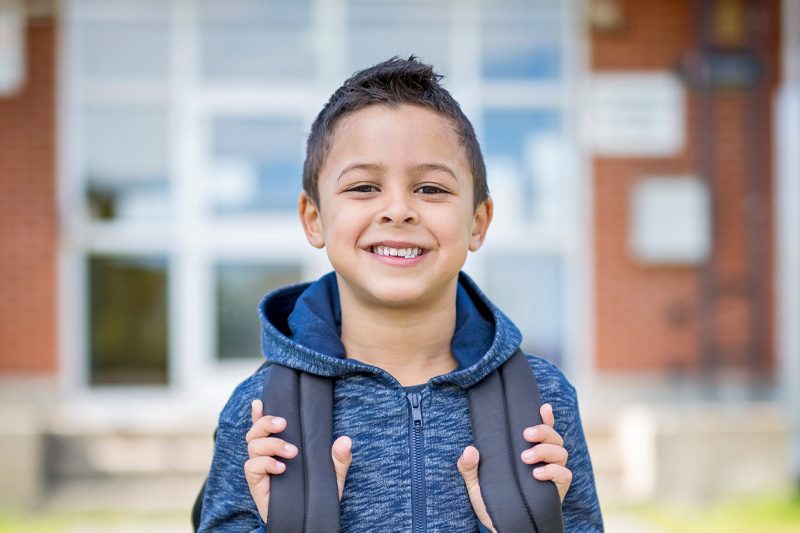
[416,185,448,195]
[346,184,379,193]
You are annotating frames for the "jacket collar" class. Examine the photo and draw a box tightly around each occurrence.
[258,271,522,388]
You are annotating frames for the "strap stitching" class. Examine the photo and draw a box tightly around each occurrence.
[299,373,310,532]
[499,356,538,532]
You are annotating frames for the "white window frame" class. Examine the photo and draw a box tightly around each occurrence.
[57,0,592,421]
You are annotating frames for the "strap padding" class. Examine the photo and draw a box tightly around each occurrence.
[468,350,565,533]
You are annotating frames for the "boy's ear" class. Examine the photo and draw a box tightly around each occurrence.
[468,196,493,252]
[299,191,325,249]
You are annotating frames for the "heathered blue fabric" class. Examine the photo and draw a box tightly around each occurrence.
[199,272,604,532]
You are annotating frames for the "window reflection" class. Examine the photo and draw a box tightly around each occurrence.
[483,254,563,364]
[216,262,302,360]
[89,256,169,385]
[209,116,304,213]
[199,0,314,81]
[77,20,170,80]
[83,105,170,221]
[482,0,562,80]
[482,109,560,221]
[347,0,451,76]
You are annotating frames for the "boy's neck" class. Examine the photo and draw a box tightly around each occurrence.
[338,280,459,387]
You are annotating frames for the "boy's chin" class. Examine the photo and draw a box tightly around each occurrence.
[359,279,455,310]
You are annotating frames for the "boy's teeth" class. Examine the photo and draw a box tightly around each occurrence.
[371,246,423,258]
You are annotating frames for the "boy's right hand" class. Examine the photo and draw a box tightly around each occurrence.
[244,399,353,523]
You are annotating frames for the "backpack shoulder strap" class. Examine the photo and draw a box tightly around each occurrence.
[261,364,340,533]
[254,351,564,533]
[467,349,565,533]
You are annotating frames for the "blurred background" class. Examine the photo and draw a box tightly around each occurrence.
[1,0,799,530]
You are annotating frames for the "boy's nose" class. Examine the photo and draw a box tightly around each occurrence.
[378,193,419,225]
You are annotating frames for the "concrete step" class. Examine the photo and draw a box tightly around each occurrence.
[46,430,215,480]
[43,474,207,514]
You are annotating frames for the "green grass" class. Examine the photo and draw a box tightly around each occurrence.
[0,510,187,532]
[620,491,800,532]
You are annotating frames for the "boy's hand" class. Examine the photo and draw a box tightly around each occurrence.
[456,403,572,532]
[244,399,353,523]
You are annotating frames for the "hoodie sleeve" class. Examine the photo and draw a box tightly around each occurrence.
[198,370,267,533]
[529,355,605,532]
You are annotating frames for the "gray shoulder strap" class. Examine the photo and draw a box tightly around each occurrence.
[467,349,565,533]
[261,349,564,533]
[261,364,340,533]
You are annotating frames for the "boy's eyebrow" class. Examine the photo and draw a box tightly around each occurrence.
[409,163,458,182]
[336,162,459,183]
[337,163,384,182]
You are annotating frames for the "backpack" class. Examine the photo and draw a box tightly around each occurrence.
[193,349,564,532]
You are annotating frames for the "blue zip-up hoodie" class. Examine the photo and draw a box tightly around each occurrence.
[199,272,604,532]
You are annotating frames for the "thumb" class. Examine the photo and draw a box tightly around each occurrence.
[331,435,352,500]
[457,445,480,491]
[457,446,496,533]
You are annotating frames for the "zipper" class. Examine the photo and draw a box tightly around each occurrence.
[406,391,427,533]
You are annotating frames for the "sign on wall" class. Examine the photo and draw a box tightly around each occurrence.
[629,176,711,265]
[0,0,24,96]
[587,72,686,157]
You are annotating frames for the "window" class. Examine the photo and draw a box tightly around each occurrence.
[63,0,580,392]
[216,262,302,360]
[89,255,169,385]
[208,116,305,214]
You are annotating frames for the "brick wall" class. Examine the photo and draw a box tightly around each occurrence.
[591,0,779,375]
[0,19,57,375]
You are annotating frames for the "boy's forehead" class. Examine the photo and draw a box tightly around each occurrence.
[324,104,468,170]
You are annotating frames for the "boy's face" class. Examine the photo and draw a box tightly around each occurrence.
[300,104,492,311]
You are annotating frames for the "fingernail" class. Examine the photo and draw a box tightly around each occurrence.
[284,443,297,455]
[522,450,535,462]
[275,461,286,472]
[525,427,538,440]
[533,467,545,477]
[272,417,285,427]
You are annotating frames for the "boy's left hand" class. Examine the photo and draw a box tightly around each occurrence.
[456,403,572,533]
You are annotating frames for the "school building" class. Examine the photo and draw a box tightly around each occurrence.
[2,0,799,514]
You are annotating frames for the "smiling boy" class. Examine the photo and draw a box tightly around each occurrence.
[198,57,603,532]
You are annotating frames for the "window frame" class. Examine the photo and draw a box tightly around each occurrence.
[57,0,591,414]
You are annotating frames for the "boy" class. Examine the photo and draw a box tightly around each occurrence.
[199,56,603,532]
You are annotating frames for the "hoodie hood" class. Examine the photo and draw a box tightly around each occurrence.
[258,271,522,388]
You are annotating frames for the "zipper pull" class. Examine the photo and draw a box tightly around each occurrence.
[407,392,423,426]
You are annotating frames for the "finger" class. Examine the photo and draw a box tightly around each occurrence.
[456,445,480,491]
[245,415,286,443]
[251,399,263,426]
[520,443,569,467]
[457,447,497,533]
[540,403,555,427]
[331,435,353,500]
[244,455,287,483]
[247,436,299,460]
[533,463,573,502]
[523,424,564,447]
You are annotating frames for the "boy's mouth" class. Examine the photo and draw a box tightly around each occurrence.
[369,245,426,259]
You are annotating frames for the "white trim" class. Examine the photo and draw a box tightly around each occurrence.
[563,0,595,394]
[777,0,800,483]
[56,0,587,417]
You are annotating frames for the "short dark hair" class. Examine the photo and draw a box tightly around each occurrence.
[302,56,489,211]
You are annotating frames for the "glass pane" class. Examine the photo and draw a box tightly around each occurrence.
[481,0,562,80]
[209,116,304,213]
[89,255,169,385]
[216,262,302,360]
[482,109,560,221]
[83,104,170,221]
[198,0,314,81]
[75,6,170,80]
[347,0,451,75]
[483,254,563,364]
